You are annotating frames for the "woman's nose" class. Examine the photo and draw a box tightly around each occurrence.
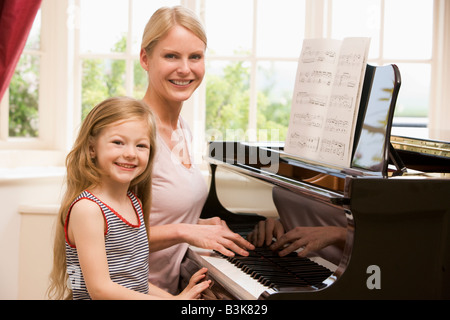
[177,58,190,75]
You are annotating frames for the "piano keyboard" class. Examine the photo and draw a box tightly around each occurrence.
[223,246,334,288]
[187,246,337,300]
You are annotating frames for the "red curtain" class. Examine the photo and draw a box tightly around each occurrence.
[0,0,42,101]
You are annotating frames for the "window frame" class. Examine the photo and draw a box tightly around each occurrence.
[0,0,75,167]
[1,0,448,168]
[199,0,447,144]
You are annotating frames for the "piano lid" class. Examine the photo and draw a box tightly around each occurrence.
[390,135,450,173]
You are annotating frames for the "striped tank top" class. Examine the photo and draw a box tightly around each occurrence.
[65,190,149,300]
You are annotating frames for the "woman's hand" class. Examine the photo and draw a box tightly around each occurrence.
[270,226,346,257]
[247,218,346,258]
[182,218,255,257]
[247,218,285,247]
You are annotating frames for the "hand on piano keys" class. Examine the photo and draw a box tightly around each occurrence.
[247,218,346,258]
[187,245,337,300]
[187,217,255,257]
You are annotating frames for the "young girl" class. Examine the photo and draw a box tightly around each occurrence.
[47,96,210,300]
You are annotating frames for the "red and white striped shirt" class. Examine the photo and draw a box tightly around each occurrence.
[65,190,149,299]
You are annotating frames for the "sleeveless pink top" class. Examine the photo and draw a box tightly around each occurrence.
[147,117,208,294]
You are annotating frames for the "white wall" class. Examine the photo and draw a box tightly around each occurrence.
[0,167,65,299]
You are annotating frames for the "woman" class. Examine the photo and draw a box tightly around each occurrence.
[139,6,254,294]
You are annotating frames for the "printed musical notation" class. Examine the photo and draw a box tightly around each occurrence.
[334,72,357,88]
[287,132,320,153]
[320,139,346,161]
[292,112,324,128]
[295,92,328,107]
[329,94,354,109]
[301,47,337,64]
[298,70,333,86]
[324,117,350,134]
[285,37,370,167]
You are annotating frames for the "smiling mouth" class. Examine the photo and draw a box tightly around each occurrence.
[170,80,193,86]
[115,162,136,169]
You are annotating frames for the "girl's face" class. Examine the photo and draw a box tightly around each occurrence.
[141,25,206,105]
[90,119,151,187]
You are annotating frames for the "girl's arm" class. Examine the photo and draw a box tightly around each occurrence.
[68,199,170,300]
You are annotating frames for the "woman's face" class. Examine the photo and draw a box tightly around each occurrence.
[141,25,206,105]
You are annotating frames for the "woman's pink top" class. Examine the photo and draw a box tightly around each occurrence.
[147,117,208,294]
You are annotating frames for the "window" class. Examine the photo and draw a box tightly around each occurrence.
[74,0,447,149]
[2,0,446,169]
[1,0,79,167]
[203,0,438,142]
[203,0,305,142]
[77,0,181,119]
[0,10,41,142]
[328,0,434,136]
[0,0,72,168]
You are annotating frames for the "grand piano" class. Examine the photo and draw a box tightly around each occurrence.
[183,64,450,300]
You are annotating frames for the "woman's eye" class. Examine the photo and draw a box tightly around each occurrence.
[190,54,203,60]
[165,53,177,59]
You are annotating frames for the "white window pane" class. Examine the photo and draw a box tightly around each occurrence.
[384,0,433,59]
[394,63,430,118]
[25,9,41,50]
[331,0,381,59]
[205,60,250,138]
[80,0,128,53]
[81,59,126,119]
[131,0,181,54]
[256,61,297,141]
[257,0,305,57]
[204,0,253,56]
[9,55,40,137]
[133,59,147,98]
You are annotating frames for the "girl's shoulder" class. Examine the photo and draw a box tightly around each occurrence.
[71,190,99,209]
[66,191,106,246]
[69,190,104,218]
[70,195,104,219]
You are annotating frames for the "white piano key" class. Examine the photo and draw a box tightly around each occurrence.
[188,247,269,300]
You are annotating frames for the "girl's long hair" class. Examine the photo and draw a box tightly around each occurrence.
[47,96,156,299]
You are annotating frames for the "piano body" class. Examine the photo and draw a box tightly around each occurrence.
[183,64,450,299]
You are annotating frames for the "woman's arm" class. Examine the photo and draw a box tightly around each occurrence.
[148,221,255,257]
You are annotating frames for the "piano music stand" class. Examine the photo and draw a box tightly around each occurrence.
[351,64,402,176]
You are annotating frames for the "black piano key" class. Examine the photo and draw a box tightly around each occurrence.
[219,246,333,289]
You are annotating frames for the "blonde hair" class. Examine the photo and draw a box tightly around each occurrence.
[47,96,156,299]
[141,5,207,55]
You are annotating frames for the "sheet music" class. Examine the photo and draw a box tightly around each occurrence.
[285,37,370,167]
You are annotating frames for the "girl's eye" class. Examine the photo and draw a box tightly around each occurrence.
[137,144,149,149]
[112,140,123,145]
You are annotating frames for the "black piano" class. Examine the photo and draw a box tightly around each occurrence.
[183,64,450,299]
